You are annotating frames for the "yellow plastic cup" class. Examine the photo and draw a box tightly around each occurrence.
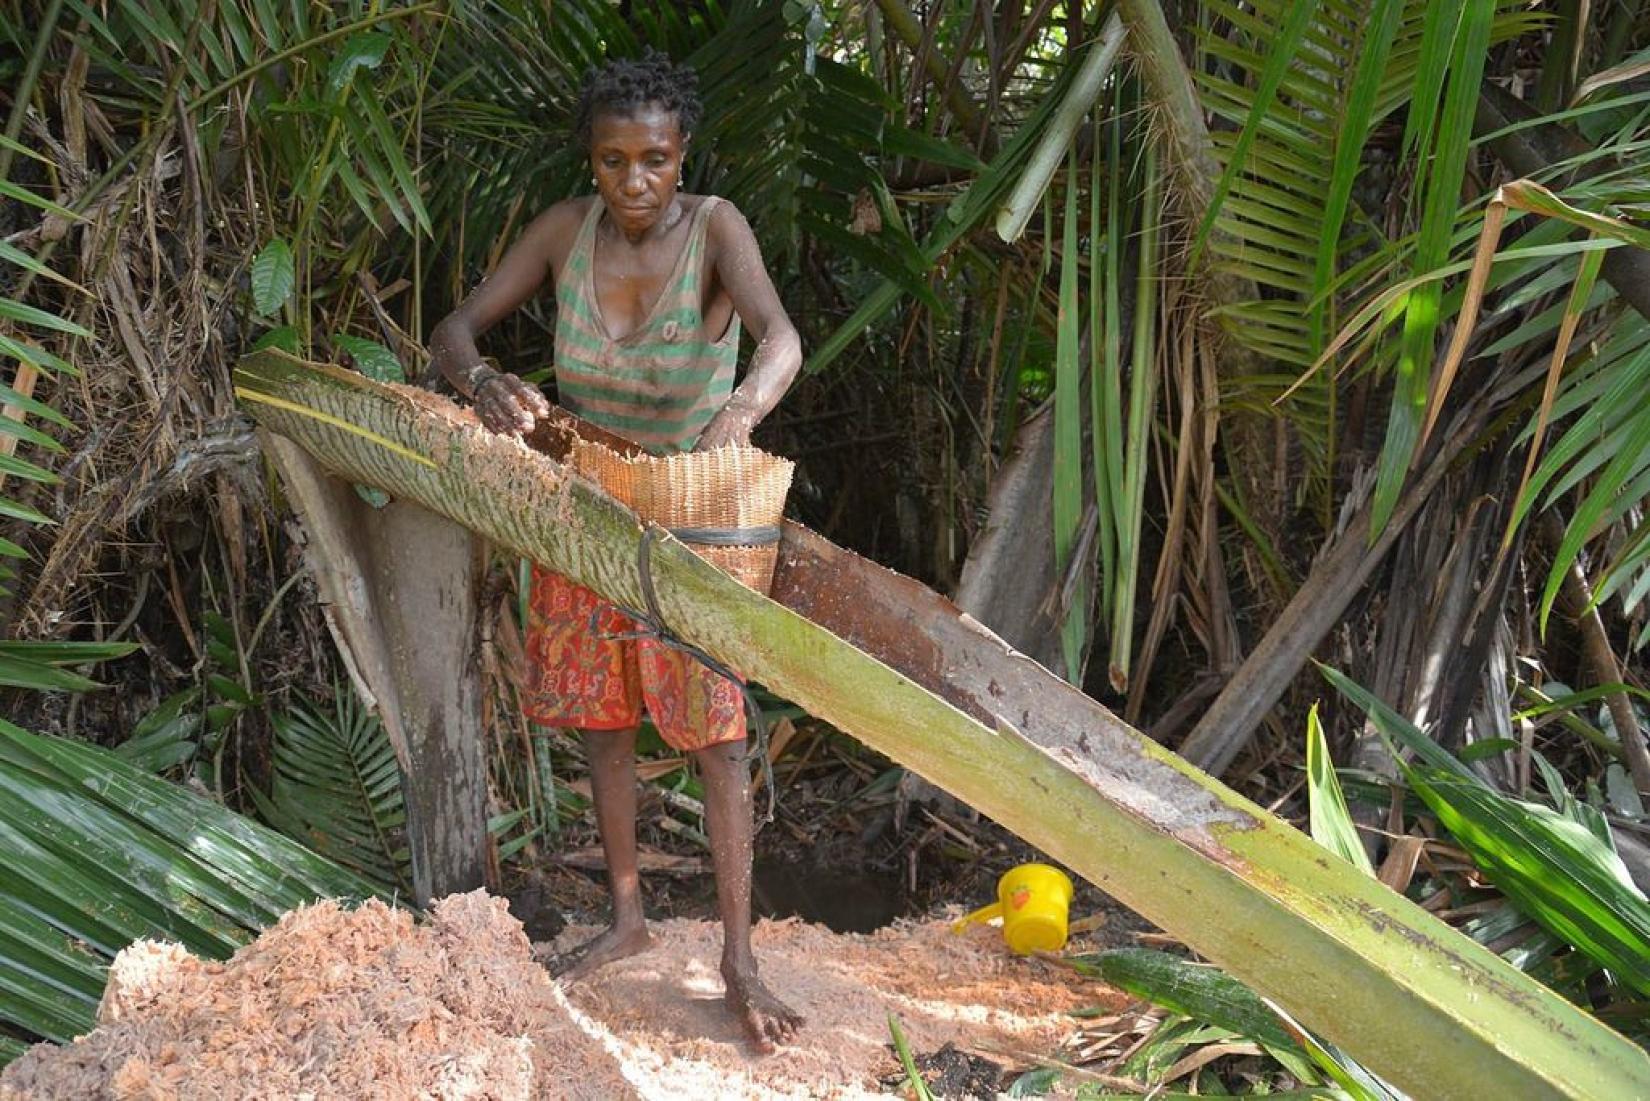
[950,863,1074,955]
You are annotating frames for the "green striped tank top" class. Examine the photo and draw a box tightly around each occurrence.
[554,196,740,455]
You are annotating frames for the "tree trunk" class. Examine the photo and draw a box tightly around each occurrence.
[235,349,1650,1100]
[952,403,1065,670]
[264,433,487,906]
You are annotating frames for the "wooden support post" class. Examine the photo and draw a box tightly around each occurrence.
[263,432,487,905]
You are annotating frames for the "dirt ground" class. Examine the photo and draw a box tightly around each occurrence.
[0,891,1123,1100]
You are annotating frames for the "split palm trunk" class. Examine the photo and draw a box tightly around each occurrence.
[237,349,1650,1100]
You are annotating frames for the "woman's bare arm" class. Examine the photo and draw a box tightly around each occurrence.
[429,203,582,434]
[694,202,802,450]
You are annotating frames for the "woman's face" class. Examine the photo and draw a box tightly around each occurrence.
[589,105,686,237]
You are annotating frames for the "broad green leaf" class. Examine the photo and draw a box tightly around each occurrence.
[1323,664,1650,995]
[1409,765,1650,995]
[207,672,255,706]
[0,719,389,908]
[343,109,415,234]
[250,238,295,317]
[1308,0,1403,354]
[0,497,52,525]
[1090,100,1116,628]
[0,651,101,692]
[0,453,58,485]
[1372,1,1496,536]
[326,31,391,98]
[0,332,76,375]
[352,79,431,234]
[0,718,393,1051]
[1052,149,1084,685]
[129,687,201,743]
[0,641,138,664]
[113,726,200,773]
[333,334,405,384]
[1538,407,1650,632]
[1399,0,1463,173]
[0,179,80,222]
[0,382,73,428]
[1066,947,1306,1055]
[0,241,87,292]
[880,126,985,171]
[0,413,62,453]
[253,325,301,355]
[1109,140,1161,691]
[0,133,52,166]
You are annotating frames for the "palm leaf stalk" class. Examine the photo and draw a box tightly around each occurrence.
[994,13,1126,243]
[236,349,1650,1099]
[1052,147,1087,684]
[1091,94,1120,631]
[1107,139,1160,692]
[807,20,1126,374]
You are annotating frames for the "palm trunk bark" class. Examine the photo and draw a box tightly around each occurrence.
[262,433,487,905]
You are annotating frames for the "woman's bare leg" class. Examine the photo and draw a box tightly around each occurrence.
[693,738,803,1052]
[553,726,654,979]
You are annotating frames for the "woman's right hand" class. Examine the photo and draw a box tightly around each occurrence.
[474,371,551,436]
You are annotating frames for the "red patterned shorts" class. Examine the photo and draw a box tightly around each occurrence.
[521,564,746,752]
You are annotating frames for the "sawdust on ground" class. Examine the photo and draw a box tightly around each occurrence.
[1,891,1113,1100]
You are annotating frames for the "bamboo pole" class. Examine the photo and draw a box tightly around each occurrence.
[993,13,1125,243]
[236,350,1650,1100]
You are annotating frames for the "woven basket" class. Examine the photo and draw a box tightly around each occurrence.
[570,439,794,594]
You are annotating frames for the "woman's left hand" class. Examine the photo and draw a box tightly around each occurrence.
[694,400,758,450]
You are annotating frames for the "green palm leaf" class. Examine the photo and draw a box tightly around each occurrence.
[0,641,139,692]
[1305,703,1374,875]
[252,691,411,897]
[1373,0,1496,535]
[1194,0,1533,504]
[1322,664,1650,996]
[0,719,387,1058]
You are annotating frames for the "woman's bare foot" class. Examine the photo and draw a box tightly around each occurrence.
[551,922,653,983]
[723,962,804,1054]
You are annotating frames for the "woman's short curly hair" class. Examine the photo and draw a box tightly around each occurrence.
[574,48,702,149]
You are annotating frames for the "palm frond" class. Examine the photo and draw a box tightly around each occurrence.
[0,173,82,602]
[252,689,411,897]
[1519,314,1650,635]
[0,719,387,1059]
[1323,664,1650,997]
[807,43,1093,373]
[1194,0,1535,502]
[114,687,204,774]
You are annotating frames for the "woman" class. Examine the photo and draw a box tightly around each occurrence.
[428,51,803,1053]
